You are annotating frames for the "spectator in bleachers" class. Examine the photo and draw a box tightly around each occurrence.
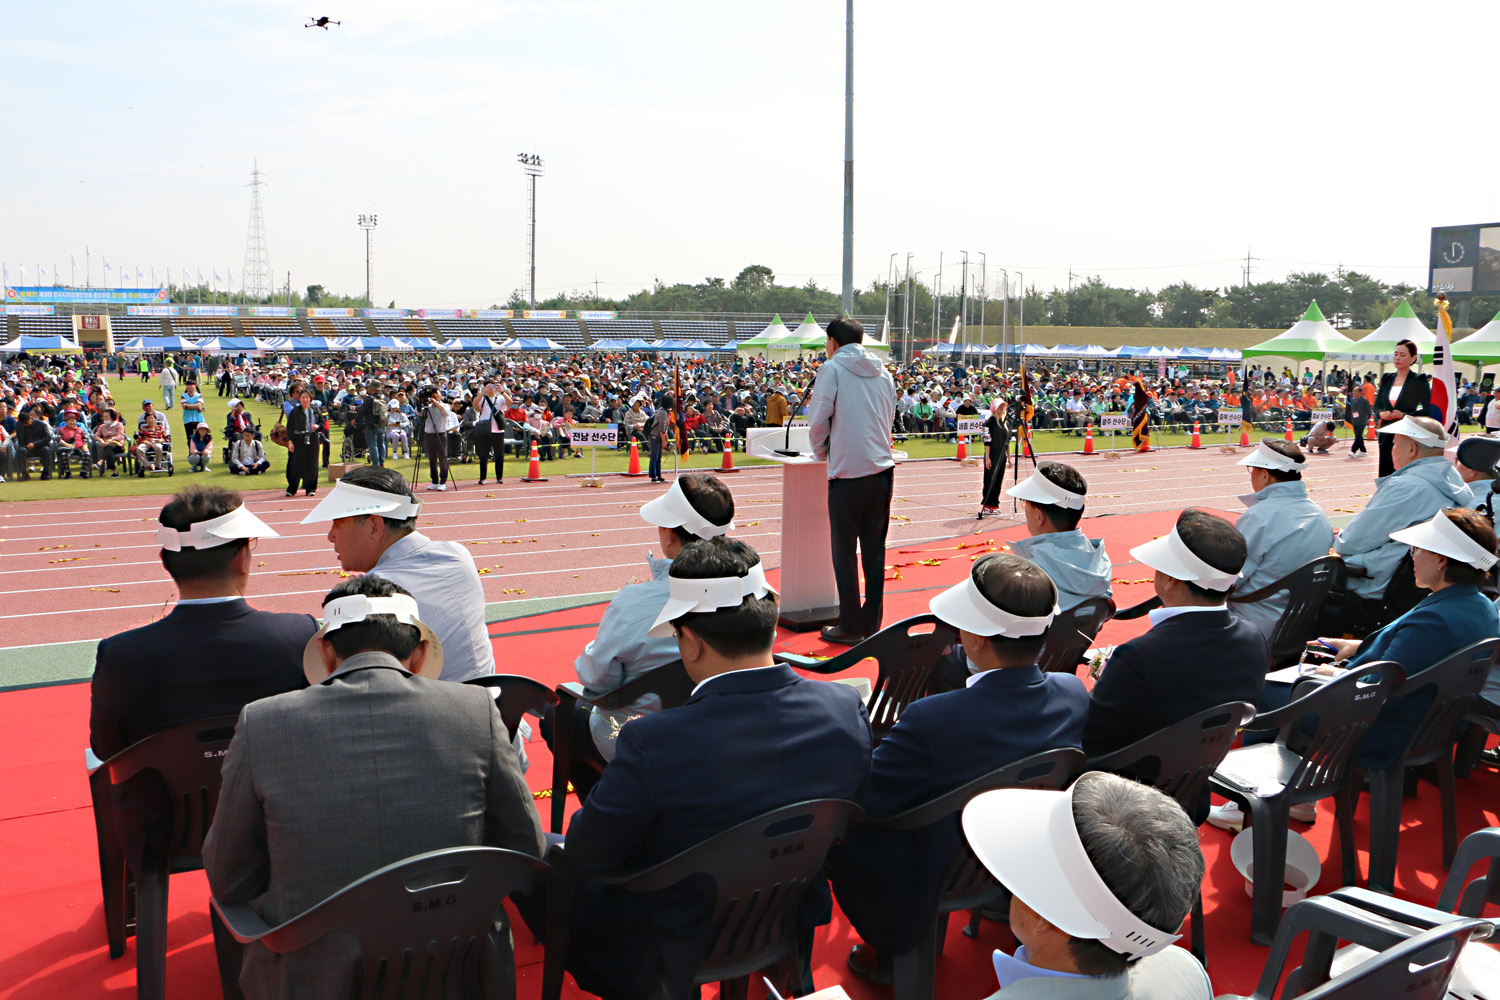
[230,428,270,476]
[187,423,214,473]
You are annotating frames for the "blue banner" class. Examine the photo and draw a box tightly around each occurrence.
[6,286,169,304]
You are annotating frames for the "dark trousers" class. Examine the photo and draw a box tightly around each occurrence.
[648,435,664,480]
[981,448,1007,507]
[1349,419,1367,454]
[473,430,502,481]
[285,442,318,493]
[425,432,450,485]
[828,468,894,637]
[1377,421,1396,477]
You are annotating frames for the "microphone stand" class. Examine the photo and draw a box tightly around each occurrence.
[774,383,812,457]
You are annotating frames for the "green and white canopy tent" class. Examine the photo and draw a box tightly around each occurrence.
[1325,300,1435,364]
[737,314,789,355]
[863,316,892,353]
[784,312,827,351]
[1452,306,1500,367]
[1241,301,1355,362]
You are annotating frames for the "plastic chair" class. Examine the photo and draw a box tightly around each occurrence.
[1209,663,1398,945]
[1351,639,1500,895]
[211,846,549,1000]
[1437,826,1500,917]
[1215,887,1494,999]
[464,673,558,742]
[1111,595,1162,621]
[1229,556,1347,668]
[548,660,694,833]
[90,715,240,999]
[1088,700,1259,964]
[541,799,863,1000]
[874,748,1085,1000]
[775,614,958,737]
[1037,598,1114,675]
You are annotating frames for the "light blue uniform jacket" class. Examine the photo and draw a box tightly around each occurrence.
[1335,456,1473,598]
[1230,481,1334,638]
[1009,531,1113,611]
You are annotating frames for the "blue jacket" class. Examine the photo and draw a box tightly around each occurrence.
[560,665,871,1000]
[1010,531,1113,612]
[1335,456,1473,598]
[829,664,1087,951]
[1350,585,1500,767]
[1230,481,1334,639]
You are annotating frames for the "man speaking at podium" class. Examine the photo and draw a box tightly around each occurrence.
[808,317,897,645]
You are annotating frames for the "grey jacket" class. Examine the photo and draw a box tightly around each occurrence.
[203,652,544,1000]
[1335,456,1473,598]
[808,343,896,479]
[982,945,1212,999]
[1230,480,1334,638]
[1009,531,1113,611]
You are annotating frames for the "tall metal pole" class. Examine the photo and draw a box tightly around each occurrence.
[518,154,544,310]
[979,253,987,354]
[1016,270,1024,371]
[960,251,969,359]
[358,214,378,307]
[840,0,854,315]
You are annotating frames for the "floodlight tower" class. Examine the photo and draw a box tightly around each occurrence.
[840,0,854,316]
[518,153,544,309]
[242,160,274,301]
[357,214,378,307]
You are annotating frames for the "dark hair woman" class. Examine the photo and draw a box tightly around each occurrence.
[1375,338,1430,478]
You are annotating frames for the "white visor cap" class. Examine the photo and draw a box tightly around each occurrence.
[1006,469,1086,510]
[962,774,1182,961]
[1390,511,1498,571]
[639,477,734,540]
[1237,442,1304,474]
[1377,416,1447,447]
[157,504,280,552]
[647,564,776,638]
[1130,525,1240,592]
[929,574,1058,637]
[301,479,422,525]
[302,592,444,684]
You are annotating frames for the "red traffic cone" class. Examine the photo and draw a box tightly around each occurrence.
[1368,418,1377,441]
[1023,432,1034,459]
[1239,423,1251,447]
[623,439,647,477]
[956,433,968,462]
[1189,420,1203,449]
[521,441,548,482]
[717,436,740,473]
[1082,422,1095,455]
[1285,419,1294,442]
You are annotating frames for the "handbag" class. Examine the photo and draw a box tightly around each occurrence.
[269,411,290,448]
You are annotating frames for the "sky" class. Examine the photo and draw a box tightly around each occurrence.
[1,0,1496,308]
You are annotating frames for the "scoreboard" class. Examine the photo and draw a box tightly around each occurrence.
[1430,222,1500,298]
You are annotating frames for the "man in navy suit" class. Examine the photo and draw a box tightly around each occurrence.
[543,537,872,1000]
[90,485,317,866]
[832,552,1090,983]
[1084,509,1267,761]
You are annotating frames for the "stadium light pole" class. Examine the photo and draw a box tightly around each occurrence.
[357,214,377,307]
[840,0,854,316]
[518,153,544,309]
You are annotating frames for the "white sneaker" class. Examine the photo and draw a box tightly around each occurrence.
[1207,802,1244,832]
[426,483,440,491]
[435,483,447,491]
[1290,801,1317,824]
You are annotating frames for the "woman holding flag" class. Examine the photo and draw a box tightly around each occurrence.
[1375,338,1430,478]
[1128,373,1151,452]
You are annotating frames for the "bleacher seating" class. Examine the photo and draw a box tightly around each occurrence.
[328,317,368,337]
[659,319,732,345]
[167,317,235,338]
[431,318,508,344]
[16,317,74,337]
[585,318,656,344]
[368,318,413,340]
[508,318,585,350]
[109,317,167,340]
[246,322,297,340]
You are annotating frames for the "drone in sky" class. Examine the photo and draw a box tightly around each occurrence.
[305,16,341,29]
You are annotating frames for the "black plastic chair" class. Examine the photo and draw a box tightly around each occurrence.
[1230,556,1347,668]
[541,798,863,1000]
[548,660,694,832]
[1216,887,1494,1000]
[464,673,559,742]
[873,748,1084,1000]
[1437,826,1500,916]
[1209,663,1398,945]
[1037,598,1114,675]
[211,846,549,1000]
[1110,595,1162,621]
[1088,700,1258,965]
[1378,549,1430,630]
[90,715,240,999]
[1350,639,1500,895]
[776,614,958,737]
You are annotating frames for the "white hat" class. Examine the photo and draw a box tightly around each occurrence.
[962,774,1182,960]
[1390,511,1498,571]
[1006,469,1086,510]
[157,503,279,552]
[301,479,422,524]
[639,477,734,540]
[1377,415,1447,446]
[647,564,776,638]
[1237,441,1303,474]
[929,573,1058,637]
[1130,524,1240,591]
[302,592,444,684]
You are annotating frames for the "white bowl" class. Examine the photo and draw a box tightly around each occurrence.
[1230,826,1322,909]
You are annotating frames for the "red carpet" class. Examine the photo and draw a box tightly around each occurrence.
[5,509,1500,999]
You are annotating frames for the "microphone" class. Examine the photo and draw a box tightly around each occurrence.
[774,382,813,456]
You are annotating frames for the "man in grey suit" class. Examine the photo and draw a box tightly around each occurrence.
[963,772,1211,999]
[203,575,544,1000]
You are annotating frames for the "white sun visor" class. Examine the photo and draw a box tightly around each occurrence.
[639,477,734,539]
[929,575,1058,637]
[1377,416,1446,447]
[1005,470,1086,510]
[1237,442,1303,474]
[156,504,279,552]
[647,564,776,637]
[963,775,1181,961]
[300,479,422,525]
[302,592,444,683]
[1390,511,1498,571]
[1130,525,1240,591]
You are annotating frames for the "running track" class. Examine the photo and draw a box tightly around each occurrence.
[0,446,1385,646]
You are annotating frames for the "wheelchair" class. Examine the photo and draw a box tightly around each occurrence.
[339,422,369,464]
[134,436,175,477]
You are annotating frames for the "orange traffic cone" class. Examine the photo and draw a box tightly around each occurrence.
[1368,418,1377,442]
[1285,419,1294,442]
[1189,420,1203,449]
[521,441,548,482]
[1023,432,1034,459]
[623,439,647,477]
[956,434,968,462]
[717,437,740,473]
[1082,422,1095,455]
[1239,423,1251,447]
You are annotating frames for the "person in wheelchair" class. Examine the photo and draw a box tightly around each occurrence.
[134,413,170,475]
[225,399,255,439]
[53,412,94,479]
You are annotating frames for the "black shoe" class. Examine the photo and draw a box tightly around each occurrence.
[286,490,297,497]
[820,626,864,646]
[846,944,893,986]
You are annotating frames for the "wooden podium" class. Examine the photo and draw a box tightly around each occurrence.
[748,427,840,631]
